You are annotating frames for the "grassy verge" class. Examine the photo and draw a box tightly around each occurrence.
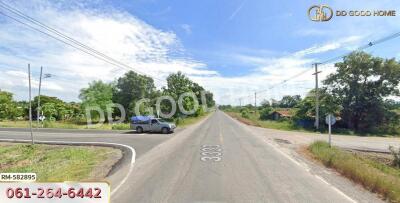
[226,111,307,131]
[224,111,391,136]
[0,120,131,130]
[0,111,213,130]
[308,141,400,202]
[0,143,121,181]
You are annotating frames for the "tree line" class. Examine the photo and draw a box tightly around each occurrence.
[0,71,215,123]
[221,52,400,135]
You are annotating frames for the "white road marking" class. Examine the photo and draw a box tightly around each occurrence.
[0,138,136,196]
[314,175,358,203]
[262,138,357,203]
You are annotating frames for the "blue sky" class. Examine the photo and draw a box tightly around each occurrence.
[0,0,400,104]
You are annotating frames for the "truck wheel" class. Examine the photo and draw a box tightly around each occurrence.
[136,127,143,133]
[161,127,169,134]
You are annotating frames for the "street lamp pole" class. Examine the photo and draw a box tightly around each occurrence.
[37,67,51,129]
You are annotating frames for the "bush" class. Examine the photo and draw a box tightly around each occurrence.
[111,123,130,130]
[240,109,250,118]
[389,146,400,168]
[259,107,272,120]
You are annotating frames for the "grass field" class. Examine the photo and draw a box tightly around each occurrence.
[308,141,400,202]
[0,143,121,181]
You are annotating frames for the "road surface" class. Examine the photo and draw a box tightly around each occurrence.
[0,111,388,202]
[111,111,382,202]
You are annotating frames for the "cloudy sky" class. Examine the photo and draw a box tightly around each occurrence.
[0,0,400,105]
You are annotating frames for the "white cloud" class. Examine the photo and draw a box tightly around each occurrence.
[0,0,216,101]
[190,36,365,105]
[180,24,192,35]
[1,0,397,105]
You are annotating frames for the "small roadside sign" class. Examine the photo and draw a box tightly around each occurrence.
[325,114,336,147]
[325,114,336,125]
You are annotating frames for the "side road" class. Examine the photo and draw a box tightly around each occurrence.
[228,115,400,153]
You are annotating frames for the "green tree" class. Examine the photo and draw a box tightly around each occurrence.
[0,91,18,120]
[163,72,196,118]
[260,99,271,109]
[33,95,66,120]
[259,107,273,120]
[113,71,157,117]
[41,102,57,120]
[79,80,114,121]
[324,52,400,132]
[295,88,340,124]
[279,95,301,108]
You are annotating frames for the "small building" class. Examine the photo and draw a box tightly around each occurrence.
[271,109,293,120]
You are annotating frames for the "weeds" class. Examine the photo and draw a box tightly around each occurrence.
[309,141,400,202]
[389,146,400,168]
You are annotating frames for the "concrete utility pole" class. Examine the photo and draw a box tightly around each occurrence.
[239,98,242,107]
[312,63,322,130]
[28,64,34,145]
[37,66,43,130]
[254,92,257,114]
[36,68,51,129]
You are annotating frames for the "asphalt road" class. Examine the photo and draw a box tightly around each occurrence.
[0,111,389,202]
[0,127,179,158]
[111,111,382,203]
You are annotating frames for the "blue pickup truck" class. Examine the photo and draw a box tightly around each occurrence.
[130,116,176,134]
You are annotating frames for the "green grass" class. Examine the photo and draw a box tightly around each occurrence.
[225,111,388,136]
[309,141,400,202]
[0,120,130,130]
[226,111,303,131]
[175,112,211,127]
[0,143,120,181]
[0,111,212,131]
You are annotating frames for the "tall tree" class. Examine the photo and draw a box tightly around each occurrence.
[324,51,400,131]
[79,80,114,121]
[295,88,340,123]
[113,71,157,117]
[279,95,301,108]
[163,72,215,117]
[163,72,195,117]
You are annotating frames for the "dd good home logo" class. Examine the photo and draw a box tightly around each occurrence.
[308,5,333,22]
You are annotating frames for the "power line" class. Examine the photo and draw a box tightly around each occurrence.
[237,30,400,101]
[0,1,166,83]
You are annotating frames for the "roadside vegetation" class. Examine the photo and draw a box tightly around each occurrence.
[0,71,215,130]
[308,141,400,202]
[174,112,211,127]
[0,143,121,181]
[221,52,400,137]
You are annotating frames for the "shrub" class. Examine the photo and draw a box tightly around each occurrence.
[259,107,272,120]
[241,109,250,118]
[111,123,130,130]
[389,146,400,168]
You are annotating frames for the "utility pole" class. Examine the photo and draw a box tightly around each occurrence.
[254,92,257,115]
[28,64,34,145]
[312,63,322,130]
[37,66,43,130]
[239,98,242,107]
